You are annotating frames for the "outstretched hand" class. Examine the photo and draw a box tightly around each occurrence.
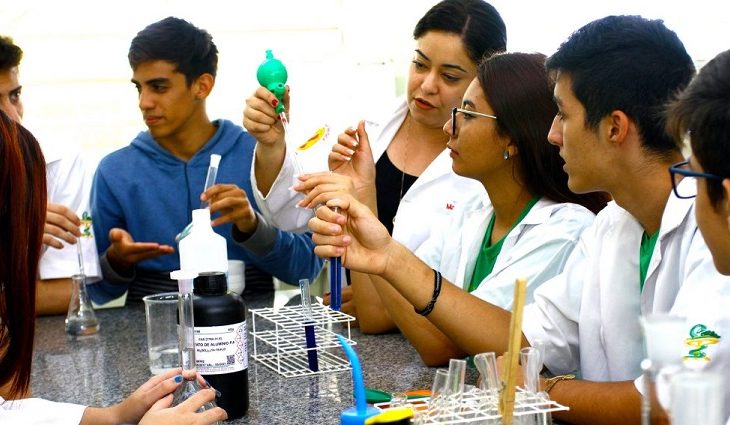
[308,195,393,275]
[328,120,376,194]
[106,228,175,272]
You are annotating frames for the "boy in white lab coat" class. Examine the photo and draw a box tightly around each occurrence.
[307,16,730,424]
[0,35,101,315]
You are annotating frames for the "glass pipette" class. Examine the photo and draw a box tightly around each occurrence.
[76,239,85,277]
[279,112,290,142]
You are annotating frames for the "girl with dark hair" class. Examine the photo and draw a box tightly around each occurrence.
[245,0,507,330]
[306,53,606,366]
[0,111,226,424]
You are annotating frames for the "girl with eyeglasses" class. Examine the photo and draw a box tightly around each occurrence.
[306,52,607,365]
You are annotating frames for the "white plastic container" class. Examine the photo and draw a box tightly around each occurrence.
[179,208,228,275]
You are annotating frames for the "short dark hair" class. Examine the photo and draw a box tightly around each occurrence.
[546,15,695,158]
[413,0,506,63]
[0,35,23,71]
[667,49,730,207]
[128,17,218,86]
[479,52,608,214]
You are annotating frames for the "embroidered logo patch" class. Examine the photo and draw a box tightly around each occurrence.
[684,323,721,362]
[80,211,93,238]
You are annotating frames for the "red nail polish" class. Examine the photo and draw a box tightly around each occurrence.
[272,99,279,107]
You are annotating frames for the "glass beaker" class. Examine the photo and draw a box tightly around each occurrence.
[143,292,180,374]
[65,273,99,336]
[670,370,724,425]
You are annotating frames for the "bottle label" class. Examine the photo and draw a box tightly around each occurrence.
[194,321,248,374]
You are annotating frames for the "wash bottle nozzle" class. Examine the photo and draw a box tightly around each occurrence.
[256,49,288,115]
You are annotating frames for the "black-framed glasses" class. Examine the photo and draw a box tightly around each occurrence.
[451,107,497,135]
[669,160,724,199]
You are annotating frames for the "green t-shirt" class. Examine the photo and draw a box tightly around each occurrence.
[639,230,660,292]
[468,197,540,292]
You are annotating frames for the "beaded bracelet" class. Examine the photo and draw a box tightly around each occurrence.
[414,269,442,316]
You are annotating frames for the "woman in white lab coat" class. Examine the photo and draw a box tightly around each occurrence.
[0,111,226,424]
[245,0,508,321]
[303,52,608,365]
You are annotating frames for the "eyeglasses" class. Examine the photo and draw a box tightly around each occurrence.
[669,160,724,199]
[451,107,497,135]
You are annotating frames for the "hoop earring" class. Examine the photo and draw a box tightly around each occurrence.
[503,150,510,160]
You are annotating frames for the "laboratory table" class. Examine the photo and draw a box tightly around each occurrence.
[31,290,462,424]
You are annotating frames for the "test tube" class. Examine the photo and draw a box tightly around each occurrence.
[329,208,342,311]
[176,154,222,243]
[200,154,221,209]
[329,259,342,311]
[474,352,501,394]
[299,278,319,371]
[445,358,466,397]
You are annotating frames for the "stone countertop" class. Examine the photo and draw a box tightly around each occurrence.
[31,291,446,424]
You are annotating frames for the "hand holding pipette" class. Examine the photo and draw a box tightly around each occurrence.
[43,203,82,249]
[256,49,289,132]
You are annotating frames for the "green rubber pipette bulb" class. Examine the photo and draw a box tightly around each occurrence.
[256,49,288,114]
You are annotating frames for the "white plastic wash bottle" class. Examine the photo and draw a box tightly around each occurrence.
[179,208,228,275]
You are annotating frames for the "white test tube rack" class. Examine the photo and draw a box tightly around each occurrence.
[375,387,569,424]
[249,304,356,378]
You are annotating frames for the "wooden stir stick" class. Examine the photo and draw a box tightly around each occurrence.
[499,277,527,425]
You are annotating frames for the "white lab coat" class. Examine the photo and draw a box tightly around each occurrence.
[250,99,485,252]
[522,178,730,420]
[39,146,101,282]
[0,396,86,424]
[415,195,595,309]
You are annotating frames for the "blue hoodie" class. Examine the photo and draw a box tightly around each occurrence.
[90,119,322,293]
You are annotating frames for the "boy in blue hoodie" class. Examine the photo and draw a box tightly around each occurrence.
[90,17,322,302]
